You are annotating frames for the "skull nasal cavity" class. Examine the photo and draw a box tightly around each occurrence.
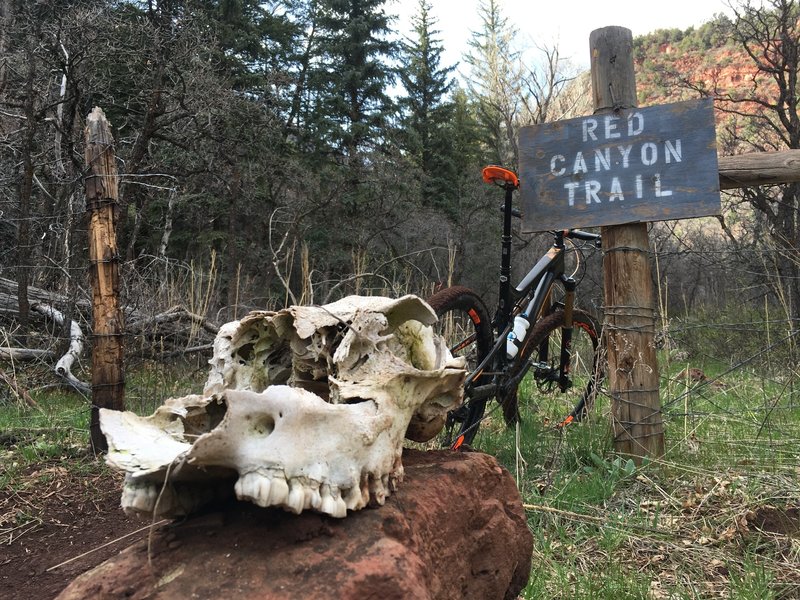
[251,415,276,436]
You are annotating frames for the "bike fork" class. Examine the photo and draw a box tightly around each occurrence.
[558,275,577,392]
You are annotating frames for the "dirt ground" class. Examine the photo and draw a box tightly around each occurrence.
[3,453,800,599]
[0,457,143,600]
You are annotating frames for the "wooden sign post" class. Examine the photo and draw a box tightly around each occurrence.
[592,27,664,461]
[519,26,723,461]
[85,107,125,454]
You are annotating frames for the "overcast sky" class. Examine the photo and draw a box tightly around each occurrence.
[393,0,736,74]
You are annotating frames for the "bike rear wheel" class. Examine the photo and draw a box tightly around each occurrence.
[503,309,603,427]
[426,286,493,447]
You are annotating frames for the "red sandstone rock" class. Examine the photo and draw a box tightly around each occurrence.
[57,449,533,600]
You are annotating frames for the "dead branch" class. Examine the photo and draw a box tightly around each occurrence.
[30,302,90,396]
[157,342,214,360]
[127,306,219,336]
[0,348,54,361]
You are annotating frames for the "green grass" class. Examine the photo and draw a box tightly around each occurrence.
[0,390,90,488]
[0,358,205,487]
[465,346,800,598]
[124,357,208,415]
[2,346,799,598]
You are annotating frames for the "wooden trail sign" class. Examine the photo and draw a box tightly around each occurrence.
[519,97,720,232]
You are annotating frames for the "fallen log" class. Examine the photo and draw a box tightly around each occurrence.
[0,277,84,312]
[127,306,219,337]
[0,347,55,361]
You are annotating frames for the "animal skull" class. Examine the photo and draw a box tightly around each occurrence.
[101,295,465,519]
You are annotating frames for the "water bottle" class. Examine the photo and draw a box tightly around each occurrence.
[506,314,530,358]
[506,332,519,358]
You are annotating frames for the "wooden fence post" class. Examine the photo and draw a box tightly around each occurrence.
[590,27,665,461]
[84,107,125,454]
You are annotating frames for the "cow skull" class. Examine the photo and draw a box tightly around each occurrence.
[101,295,465,519]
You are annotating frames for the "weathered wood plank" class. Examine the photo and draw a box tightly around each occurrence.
[519,98,720,232]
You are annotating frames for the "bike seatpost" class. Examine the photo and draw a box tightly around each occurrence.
[498,183,514,333]
[481,165,520,335]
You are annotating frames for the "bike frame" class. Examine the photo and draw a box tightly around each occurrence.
[465,174,600,400]
[447,166,601,447]
[465,228,575,391]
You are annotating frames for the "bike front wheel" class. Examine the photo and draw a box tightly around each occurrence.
[503,308,604,427]
[426,286,493,447]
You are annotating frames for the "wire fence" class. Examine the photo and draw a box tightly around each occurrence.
[0,205,799,469]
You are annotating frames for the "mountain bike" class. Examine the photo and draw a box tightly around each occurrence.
[427,166,605,449]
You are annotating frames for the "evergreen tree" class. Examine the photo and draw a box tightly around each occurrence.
[464,0,523,169]
[398,0,457,209]
[310,0,397,160]
[446,86,483,182]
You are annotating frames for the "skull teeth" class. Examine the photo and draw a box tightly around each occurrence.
[319,484,347,518]
[286,482,305,514]
[343,485,365,511]
[234,471,266,506]
[235,473,353,518]
[268,477,289,506]
[121,471,392,520]
[306,482,322,511]
[122,482,158,514]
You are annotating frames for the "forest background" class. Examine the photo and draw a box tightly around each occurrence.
[1,0,799,375]
[4,2,800,596]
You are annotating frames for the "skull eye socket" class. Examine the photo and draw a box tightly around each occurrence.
[344,397,372,405]
[236,343,254,362]
[251,415,275,436]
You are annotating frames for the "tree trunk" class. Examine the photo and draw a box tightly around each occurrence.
[0,0,11,94]
[16,34,37,342]
[226,168,242,321]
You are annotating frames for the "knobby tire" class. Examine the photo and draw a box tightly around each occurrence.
[426,286,493,447]
[504,308,603,426]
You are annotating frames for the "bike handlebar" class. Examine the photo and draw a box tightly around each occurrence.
[495,206,602,246]
[566,229,601,243]
[563,229,602,248]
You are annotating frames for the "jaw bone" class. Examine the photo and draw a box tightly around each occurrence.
[101,295,465,519]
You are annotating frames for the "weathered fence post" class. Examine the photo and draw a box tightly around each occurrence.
[590,27,664,461]
[84,107,125,454]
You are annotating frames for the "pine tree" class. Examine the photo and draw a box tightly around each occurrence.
[398,0,458,209]
[464,0,523,169]
[446,85,483,183]
[310,0,397,161]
